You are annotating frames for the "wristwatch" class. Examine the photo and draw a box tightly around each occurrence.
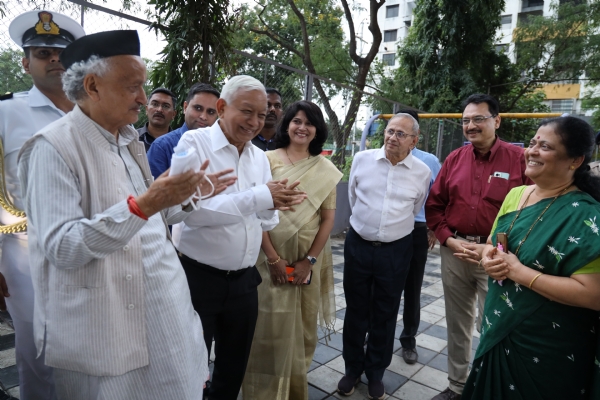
[306,255,317,265]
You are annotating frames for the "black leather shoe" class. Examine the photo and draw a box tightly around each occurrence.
[337,375,360,396]
[401,347,418,364]
[431,387,462,400]
[367,380,386,399]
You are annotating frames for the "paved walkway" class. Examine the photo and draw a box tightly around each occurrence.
[0,236,480,400]
[298,237,479,400]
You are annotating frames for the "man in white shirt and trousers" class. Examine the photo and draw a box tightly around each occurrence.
[0,10,85,399]
[174,75,307,400]
[18,30,235,400]
[337,113,431,400]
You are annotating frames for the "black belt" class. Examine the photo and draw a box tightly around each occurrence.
[414,222,427,229]
[178,253,249,277]
[454,231,487,244]
[350,226,405,247]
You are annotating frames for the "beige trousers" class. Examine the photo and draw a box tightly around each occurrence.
[440,244,488,395]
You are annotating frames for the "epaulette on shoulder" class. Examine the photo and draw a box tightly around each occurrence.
[0,92,13,101]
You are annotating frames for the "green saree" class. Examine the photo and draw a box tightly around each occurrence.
[242,153,342,400]
[463,190,600,400]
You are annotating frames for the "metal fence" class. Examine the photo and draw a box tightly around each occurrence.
[1,0,466,161]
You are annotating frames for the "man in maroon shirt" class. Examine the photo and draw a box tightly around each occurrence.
[425,94,530,400]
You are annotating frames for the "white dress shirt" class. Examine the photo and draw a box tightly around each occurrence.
[174,122,279,270]
[0,86,65,229]
[349,147,431,242]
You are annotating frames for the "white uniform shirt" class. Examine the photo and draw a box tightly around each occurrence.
[0,86,65,227]
[174,122,279,270]
[349,147,431,242]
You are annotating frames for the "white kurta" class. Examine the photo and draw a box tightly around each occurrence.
[19,122,208,399]
[0,86,66,400]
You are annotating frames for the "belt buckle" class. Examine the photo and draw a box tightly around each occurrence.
[465,235,475,242]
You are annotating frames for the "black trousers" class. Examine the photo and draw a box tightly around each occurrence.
[179,254,262,400]
[342,227,413,382]
[399,224,429,349]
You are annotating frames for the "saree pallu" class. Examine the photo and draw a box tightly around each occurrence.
[463,191,600,400]
[242,154,342,400]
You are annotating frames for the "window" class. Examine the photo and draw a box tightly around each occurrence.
[523,0,544,8]
[386,5,399,18]
[384,30,398,42]
[550,99,574,113]
[404,20,412,28]
[495,44,509,54]
[382,53,395,66]
[501,15,512,28]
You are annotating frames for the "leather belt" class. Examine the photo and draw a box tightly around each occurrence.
[414,222,427,229]
[178,253,249,277]
[454,231,487,244]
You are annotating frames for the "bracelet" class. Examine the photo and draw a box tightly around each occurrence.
[529,273,543,290]
[267,256,281,265]
[127,195,148,221]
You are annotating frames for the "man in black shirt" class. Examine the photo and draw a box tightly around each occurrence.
[251,88,283,151]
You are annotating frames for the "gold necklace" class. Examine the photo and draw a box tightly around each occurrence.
[285,148,309,166]
[505,187,569,256]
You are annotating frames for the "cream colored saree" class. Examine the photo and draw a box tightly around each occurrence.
[242,152,342,400]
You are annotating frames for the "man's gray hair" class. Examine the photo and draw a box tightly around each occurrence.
[389,112,420,136]
[62,55,110,102]
[220,75,266,103]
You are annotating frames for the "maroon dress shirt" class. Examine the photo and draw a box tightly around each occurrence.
[425,137,532,246]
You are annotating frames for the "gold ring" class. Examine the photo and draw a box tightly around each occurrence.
[463,249,466,254]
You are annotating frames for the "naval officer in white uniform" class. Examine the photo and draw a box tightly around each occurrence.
[0,10,84,400]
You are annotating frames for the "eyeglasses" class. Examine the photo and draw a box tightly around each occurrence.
[149,101,173,111]
[385,129,416,139]
[461,115,496,126]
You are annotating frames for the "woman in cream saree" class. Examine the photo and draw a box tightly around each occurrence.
[242,101,342,400]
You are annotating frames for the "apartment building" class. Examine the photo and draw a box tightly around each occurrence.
[376,0,591,116]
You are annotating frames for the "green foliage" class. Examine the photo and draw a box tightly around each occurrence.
[147,0,237,126]
[371,0,565,153]
[513,1,600,85]
[239,0,385,168]
[235,0,353,112]
[0,47,32,94]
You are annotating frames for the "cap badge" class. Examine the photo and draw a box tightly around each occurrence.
[35,11,60,36]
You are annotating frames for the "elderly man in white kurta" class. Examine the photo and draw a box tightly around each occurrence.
[17,30,234,400]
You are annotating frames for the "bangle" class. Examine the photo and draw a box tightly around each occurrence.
[127,195,148,220]
[267,256,281,265]
[529,273,543,290]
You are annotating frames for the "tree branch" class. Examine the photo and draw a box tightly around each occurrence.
[286,0,312,64]
[340,0,360,64]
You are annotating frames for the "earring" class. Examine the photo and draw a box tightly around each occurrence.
[570,165,575,170]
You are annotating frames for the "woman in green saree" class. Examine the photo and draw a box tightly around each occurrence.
[463,116,600,399]
[242,101,342,400]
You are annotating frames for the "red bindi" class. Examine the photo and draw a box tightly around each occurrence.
[537,136,540,139]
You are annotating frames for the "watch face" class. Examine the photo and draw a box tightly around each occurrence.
[308,256,317,265]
